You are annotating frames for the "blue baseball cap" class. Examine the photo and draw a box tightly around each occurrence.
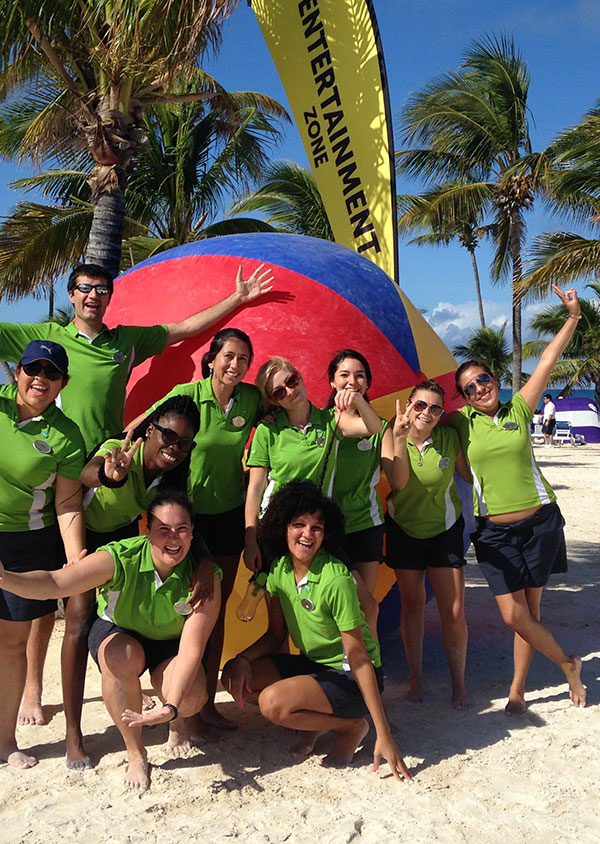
[20,340,69,373]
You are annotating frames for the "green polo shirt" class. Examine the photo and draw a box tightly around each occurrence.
[247,404,337,515]
[267,548,381,671]
[331,417,387,533]
[149,379,261,515]
[387,426,462,539]
[96,535,222,640]
[0,384,85,532]
[83,439,163,533]
[0,320,168,454]
[453,392,555,517]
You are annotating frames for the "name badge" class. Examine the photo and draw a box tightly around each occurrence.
[357,439,372,451]
[173,601,192,616]
[232,415,246,428]
[301,598,315,611]
[503,422,519,431]
[33,440,52,454]
[113,352,125,363]
[315,433,326,447]
[438,457,450,470]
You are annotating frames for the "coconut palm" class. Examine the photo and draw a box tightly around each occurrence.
[0,0,286,278]
[396,35,545,393]
[231,161,334,240]
[452,323,513,385]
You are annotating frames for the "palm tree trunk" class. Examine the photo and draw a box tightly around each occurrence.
[47,278,54,319]
[510,210,523,394]
[468,247,486,328]
[1,361,15,384]
[85,184,126,279]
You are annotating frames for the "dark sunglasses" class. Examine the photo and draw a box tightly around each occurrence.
[73,282,111,295]
[152,422,196,453]
[270,372,300,402]
[412,400,444,417]
[463,372,493,398]
[22,362,63,382]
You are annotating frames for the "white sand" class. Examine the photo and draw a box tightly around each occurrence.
[1,445,599,844]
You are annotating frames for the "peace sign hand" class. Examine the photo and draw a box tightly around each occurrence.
[103,431,143,482]
[392,399,414,442]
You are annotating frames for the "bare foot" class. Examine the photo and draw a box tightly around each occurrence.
[564,656,586,707]
[451,689,471,710]
[405,686,424,704]
[320,718,369,767]
[200,704,238,731]
[65,731,92,770]
[186,714,223,744]
[142,693,155,712]
[290,730,324,759]
[504,696,527,717]
[2,743,38,770]
[123,753,149,791]
[167,719,192,758]
[18,699,45,726]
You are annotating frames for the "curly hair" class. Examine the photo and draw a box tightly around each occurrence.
[201,327,253,379]
[257,479,345,565]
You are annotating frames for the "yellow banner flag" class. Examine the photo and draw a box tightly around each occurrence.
[252,0,398,282]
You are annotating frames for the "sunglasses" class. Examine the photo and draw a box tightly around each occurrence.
[412,400,444,417]
[73,283,111,295]
[152,422,196,453]
[270,372,300,402]
[462,372,493,398]
[22,362,63,381]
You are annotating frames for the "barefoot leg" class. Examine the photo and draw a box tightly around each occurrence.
[428,567,470,709]
[0,618,38,769]
[151,655,209,757]
[353,568,379,640]
[18,612,54,726]
[62,591,95,769]
[395,570,426,702]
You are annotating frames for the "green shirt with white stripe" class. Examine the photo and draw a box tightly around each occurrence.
[148,378,261,515]
[266,548,381,671]
[84,439,163,533]
[454,392,556,517]
[386,425,462,539]
[247,404,337,516]
[0,384,86,532]
[0,320,168,455]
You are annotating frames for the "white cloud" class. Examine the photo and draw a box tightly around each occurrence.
[424,299,552,350]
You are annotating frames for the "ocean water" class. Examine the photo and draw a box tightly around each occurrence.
[499,388,597,405]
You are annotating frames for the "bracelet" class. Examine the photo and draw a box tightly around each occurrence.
[567,313,582,320]
[164,703,178,722]
[98,462,128,488]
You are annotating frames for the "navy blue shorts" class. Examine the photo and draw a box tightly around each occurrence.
[268,652,384,719]
[343,524,384,565]
[384,513,466,571]
[88,617,180,675]
[195,504,245,557]
[471,502,567,596]
[0,524,60,621]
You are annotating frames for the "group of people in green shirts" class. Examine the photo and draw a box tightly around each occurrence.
[0,262,586,791]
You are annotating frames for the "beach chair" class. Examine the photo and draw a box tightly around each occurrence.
[553,420,575,445]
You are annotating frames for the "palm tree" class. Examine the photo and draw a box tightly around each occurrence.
[523,283,600,406]
[231,162,334,240]
[396,35,542,393]
[0,1,286,278]
[397,188,489,327]
[452,323,513,385]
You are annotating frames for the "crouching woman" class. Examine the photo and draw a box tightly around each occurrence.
[0,490,221,791]
[222,480,412,781]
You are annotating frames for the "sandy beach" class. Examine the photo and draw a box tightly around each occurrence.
[1,444,598,844]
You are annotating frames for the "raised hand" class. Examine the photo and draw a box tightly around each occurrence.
[236,264,274,303]
[552,284,580,316]
[103,430,143,483]
[392,399,415,442]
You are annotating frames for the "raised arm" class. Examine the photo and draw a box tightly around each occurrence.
[164,264,274,346]
[0,549,114,600]
[81,431,142,488]
[519,285,581,412]
[335,390,383,437]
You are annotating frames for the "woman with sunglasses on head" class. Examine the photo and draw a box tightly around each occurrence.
[127,327,262,733]
[381,380,472,708]
[451,285,586,713]
[0,341,85,770]
[0,490,221,792]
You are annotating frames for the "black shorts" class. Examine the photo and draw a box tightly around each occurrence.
[268,652,384,719]
[194,505,245,557]
[86,519,140,553]
[343,524,384,565]
[88,617,180,675]
[542,419,556,435]
[0,524,60,621]
[471,502,567,596]
[384,513,466,571]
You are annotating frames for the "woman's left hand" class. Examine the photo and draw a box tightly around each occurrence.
[553,284,580,316]
[373,734,413,782]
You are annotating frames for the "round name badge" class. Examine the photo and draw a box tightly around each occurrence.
[357,439,372,452]
[112,352,125,363]
[173,601,193,616]
[503,422,518,431]
[33,440,52,454]
[232,415,246,428]
[438,457,451,470]
[315,433,326,447]
[301,598,315,612]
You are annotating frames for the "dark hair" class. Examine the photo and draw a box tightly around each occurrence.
[408,379,445,403]
[544,393,552,400]
[147,489,194,528]
[257,479,345,565]
[201,328,253,379]
[325,349,372,410]
[455,358,495,398]
[67,263,114,292]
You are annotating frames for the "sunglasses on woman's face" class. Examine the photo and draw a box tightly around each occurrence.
[462,372,493,398]
[412,400,444,417]
[270,372,300,402]
[152,422,196,453]
[22,362,63,381]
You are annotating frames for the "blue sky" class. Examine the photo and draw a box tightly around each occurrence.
[1,0,598,349]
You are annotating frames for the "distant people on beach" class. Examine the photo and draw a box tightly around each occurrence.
[542,394,557,447]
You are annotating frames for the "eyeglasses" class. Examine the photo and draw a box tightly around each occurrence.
[22,362,63,382]
[270,372,300,402]
[152,422,196,453]
[412,400,444,417]
[462,372,493,398]
[73,283,111,296]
